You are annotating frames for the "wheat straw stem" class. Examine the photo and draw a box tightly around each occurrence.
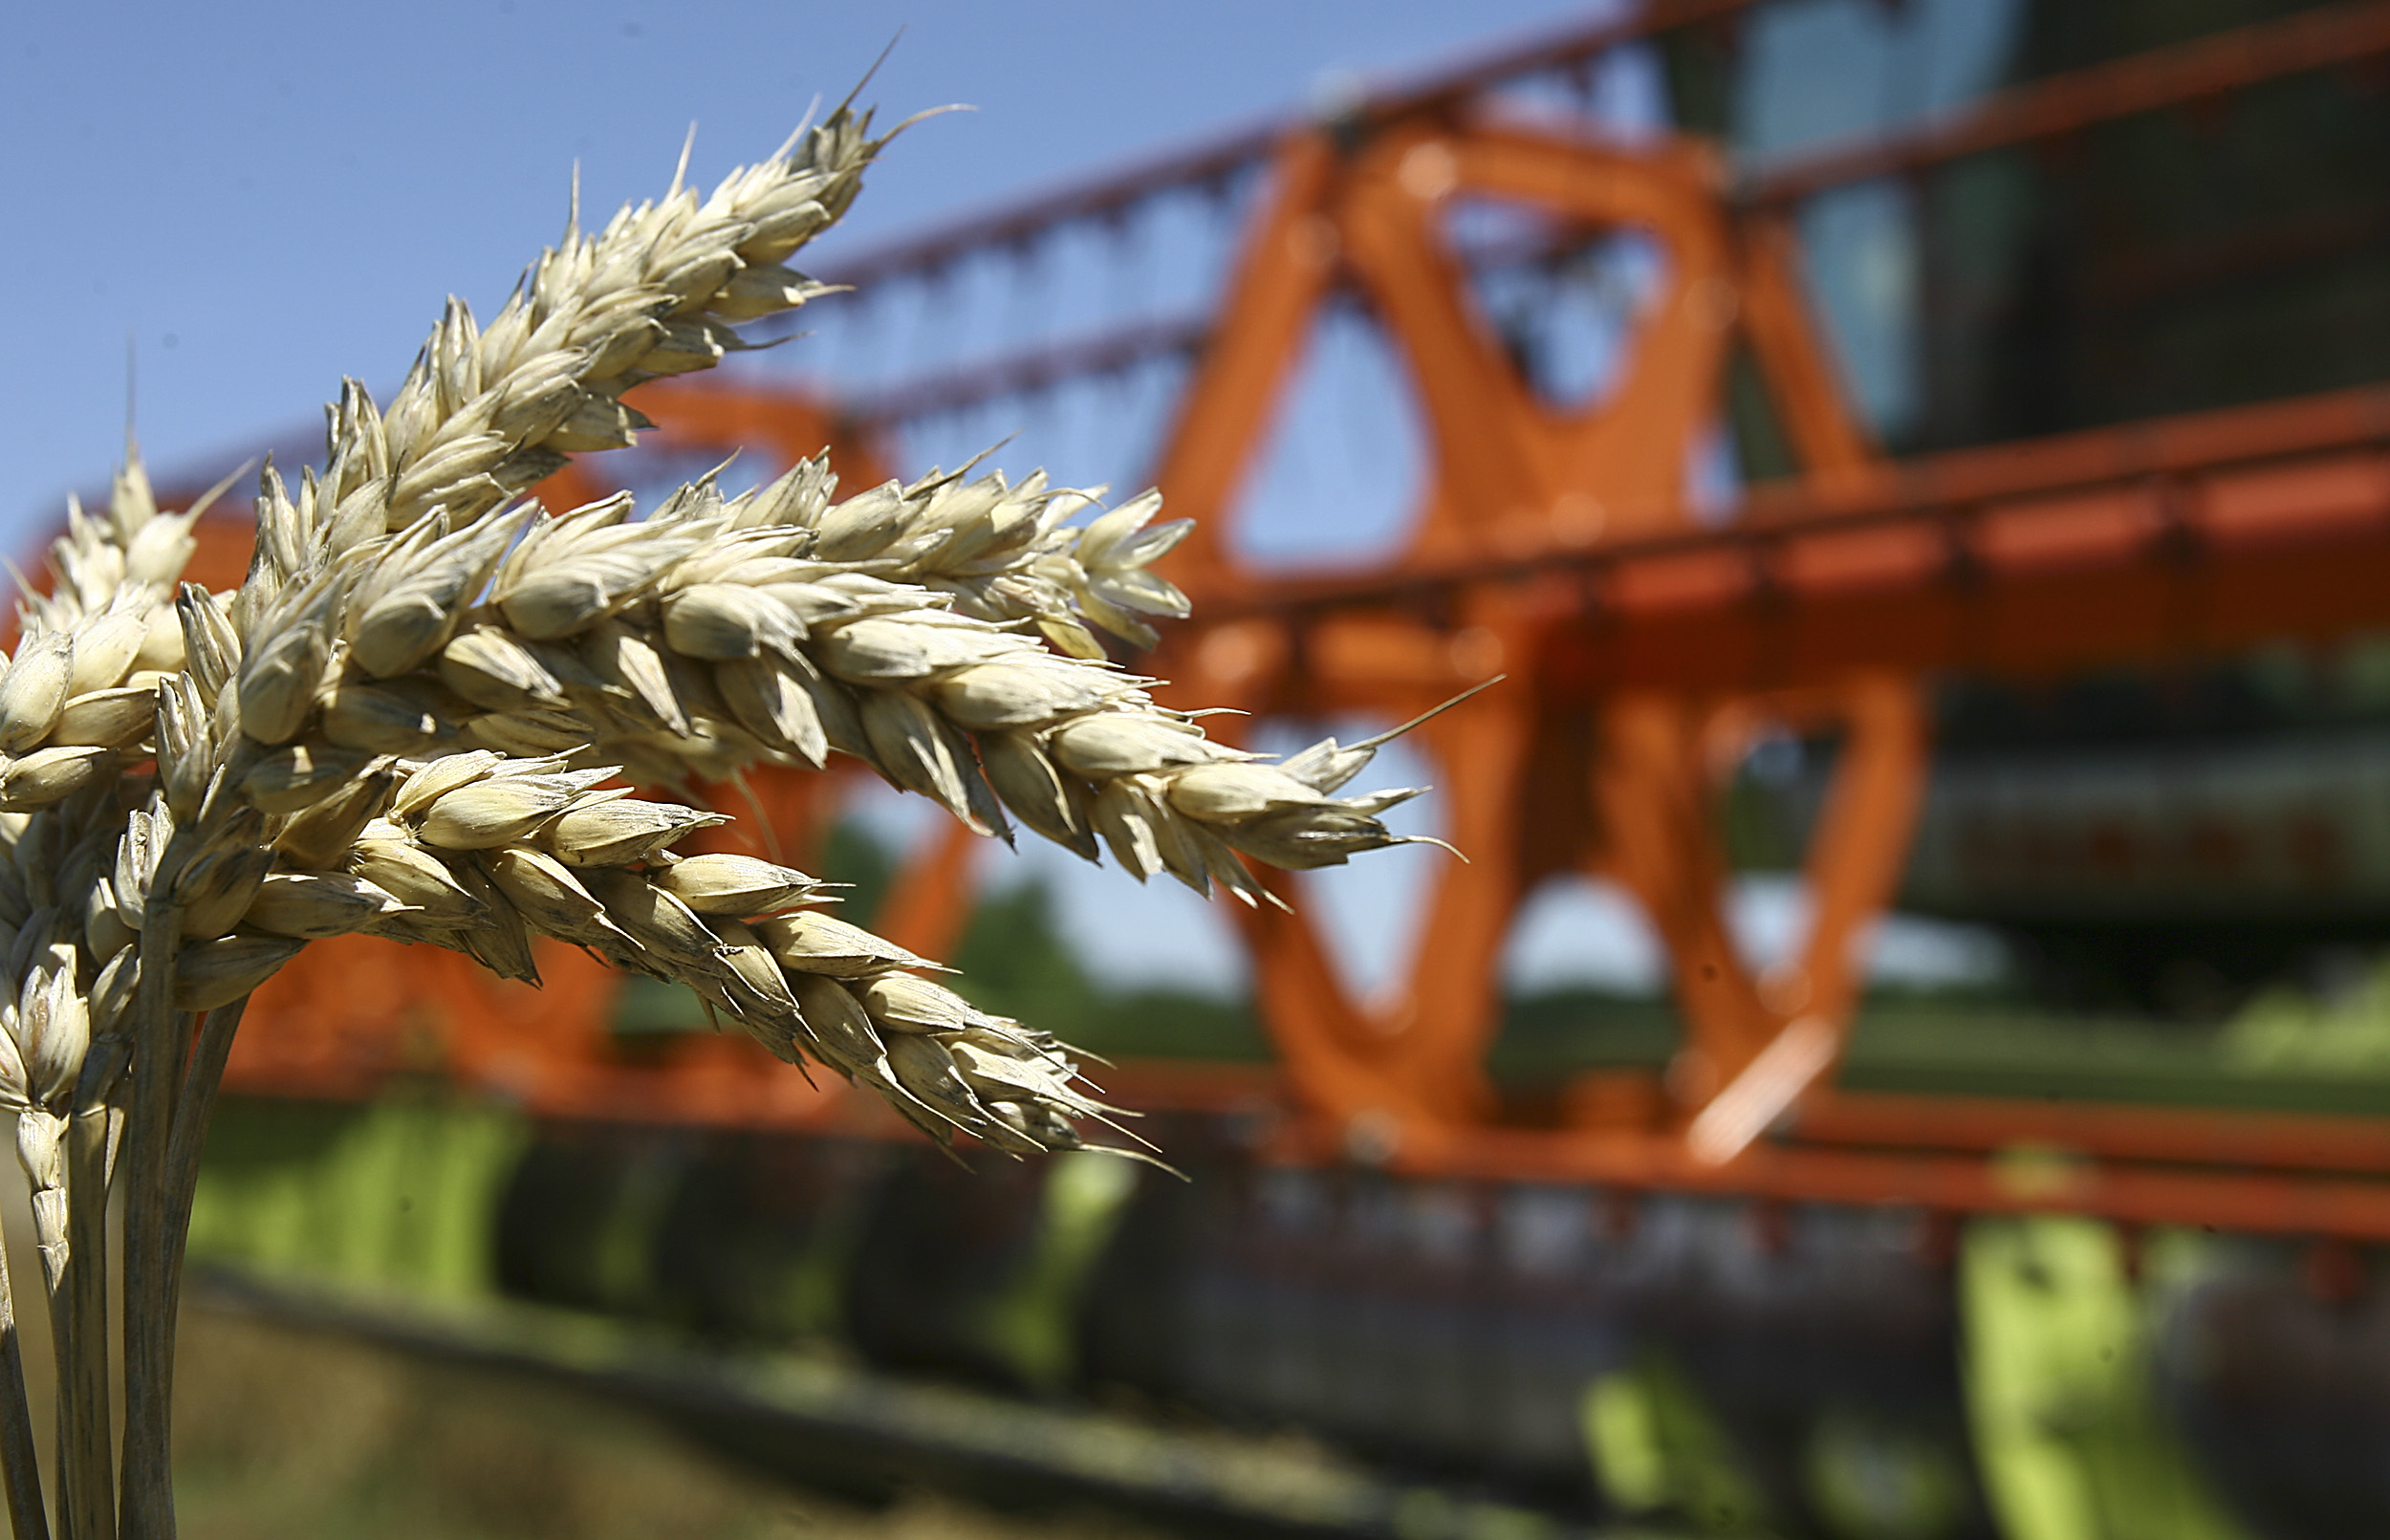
[0,1215,49,1540]
[21,1138,68,1488]
[117,891,186,1540]
[23,1148,94,1540]
[12,1111,98,1540]
[60,1104,113,1540]
[158,997,249,1391]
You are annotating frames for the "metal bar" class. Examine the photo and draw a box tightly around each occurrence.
[215,998,2390,1239]
[1802,1089,2390,1175]
[1307,1125,2390,1241]
[840,315,1208,429]
[1175,383,2390,620]
[819,0,1762,289]
[823,222,1629,432]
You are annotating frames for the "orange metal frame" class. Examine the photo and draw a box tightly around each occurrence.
[1133,118,1908,1169]
[183,9,2390,1241]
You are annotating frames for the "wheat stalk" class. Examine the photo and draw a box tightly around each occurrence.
[0,100,1462,1540]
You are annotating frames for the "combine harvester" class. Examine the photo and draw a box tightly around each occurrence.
[155,3,2390,1535]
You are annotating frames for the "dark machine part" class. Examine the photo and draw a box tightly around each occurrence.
[1692,0,2390,1008]
[1973,0,2390,447]
[489,1115,2193,1539]
[1671,0,2390,461]
[477,1112,2390,1536]
[1744,643,2390,1012]
[2157,1261,2390,1537]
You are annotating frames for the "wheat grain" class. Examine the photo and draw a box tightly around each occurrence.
[295,109,888,553]
[313,463,1433,901]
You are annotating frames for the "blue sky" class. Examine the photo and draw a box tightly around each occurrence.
[3,0,1632,531]
[1,0,2012,998]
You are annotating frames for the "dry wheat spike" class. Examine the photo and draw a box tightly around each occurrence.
[0,100,1459,1540]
